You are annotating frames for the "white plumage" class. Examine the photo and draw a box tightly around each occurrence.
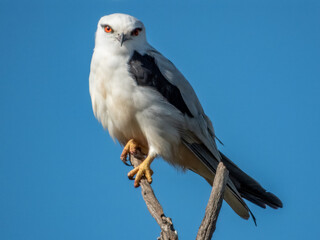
[89,13,282,222]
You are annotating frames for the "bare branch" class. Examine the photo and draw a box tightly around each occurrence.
[196,162,229,240]
[130,153,178,240]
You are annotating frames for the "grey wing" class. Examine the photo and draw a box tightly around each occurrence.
[146,47,221,161]
[147,47,283,222]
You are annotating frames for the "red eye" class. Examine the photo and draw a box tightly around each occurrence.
[131,28,142,36]
[104,25,113,33]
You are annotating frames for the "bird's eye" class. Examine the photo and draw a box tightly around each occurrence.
[104,25,113,33]
[131,28,142,36]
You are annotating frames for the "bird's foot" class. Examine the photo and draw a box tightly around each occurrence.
[128,155,155,187]
[120,139,147,165]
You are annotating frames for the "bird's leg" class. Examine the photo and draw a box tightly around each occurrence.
[127,153,156,188]
[120,139,148,165]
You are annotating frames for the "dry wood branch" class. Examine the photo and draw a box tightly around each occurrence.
[196,162,229,240]
[129,153,228,240]
[130,152,178,240]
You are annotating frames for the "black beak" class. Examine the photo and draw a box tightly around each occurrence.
[119,33,127,46]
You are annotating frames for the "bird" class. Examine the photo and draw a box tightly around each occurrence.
[89,13,283,222]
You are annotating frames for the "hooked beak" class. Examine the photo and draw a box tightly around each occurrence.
[118,33,129,46]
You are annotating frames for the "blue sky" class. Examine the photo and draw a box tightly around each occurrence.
[1,0,319,239]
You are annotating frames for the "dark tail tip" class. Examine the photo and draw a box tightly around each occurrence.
[267,192,283,208]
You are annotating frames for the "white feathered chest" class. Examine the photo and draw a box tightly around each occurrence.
[89,49,145,144]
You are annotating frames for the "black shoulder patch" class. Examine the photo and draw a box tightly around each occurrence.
[128,51,193,118]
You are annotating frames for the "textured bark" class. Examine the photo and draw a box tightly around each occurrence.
[130,153,178,240]
[196,162,229,240]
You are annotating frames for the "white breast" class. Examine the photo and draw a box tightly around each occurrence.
[89,49,145,145]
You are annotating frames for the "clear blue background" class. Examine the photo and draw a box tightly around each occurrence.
[1,0,319,239]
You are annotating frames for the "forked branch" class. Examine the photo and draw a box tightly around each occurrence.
[129,153,228,240]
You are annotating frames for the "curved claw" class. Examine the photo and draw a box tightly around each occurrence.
[122,159,132,166]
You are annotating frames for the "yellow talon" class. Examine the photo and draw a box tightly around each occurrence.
[128,155,155,187]
[120,139,147,165]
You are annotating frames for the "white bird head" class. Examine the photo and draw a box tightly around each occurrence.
[95,13,147,55]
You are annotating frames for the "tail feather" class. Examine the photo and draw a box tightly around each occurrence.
[220,152,283,209]
[182,138,282,224]
[182,140,254,222]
